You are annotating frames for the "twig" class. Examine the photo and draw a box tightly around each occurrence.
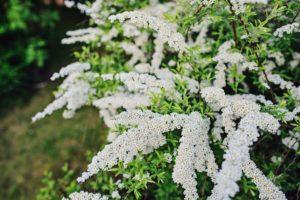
[225,0,277,104]
[291,8,300,23]
[275,140,297,175]
[230,20,239,47]
[195,4,204,15]
[283,155,298,173]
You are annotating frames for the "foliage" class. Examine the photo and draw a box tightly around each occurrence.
[0,0,59,97]
[0,86,106,200]
[35,0,300,199]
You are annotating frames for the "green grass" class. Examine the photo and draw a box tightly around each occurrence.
[0,85,107,200]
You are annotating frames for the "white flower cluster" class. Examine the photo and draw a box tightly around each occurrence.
[144,2,176,17]
[267,74,294,90]
[62,28,103,44]
[68,0,108,25]
[292,87,300,101]
[102,71,200,99]
[93,93,151,127]
[109,109,161,127]
[208,112,282,200]
[173,113,218,200]
[189,18,214,53]
[201,87,228,111]
[230,0,268,14]
[282,131,299,151]
[201,87,285,200]
[120,42,146,66]
[151,35,165,69]
[32,72,95,122]
[274,22,300,38]
[290,52,300,69]
[213,40,258,88]
[109,11,187,52]
[259,54,300,100]
[189,0,215,6]
[50,62,90,81]
[202,87,272,145]
[268,51,285,66]
[77,110,190,183]
[63,191,108,200]
[35,1,300,199]
[102,72,177,95]
[77,110,218,200]
[285,106,300,122]
[64,0,75,8]
[211,113,223,142]
[261,70,300,100]
[242,159,286,200]
[111,190,121,199]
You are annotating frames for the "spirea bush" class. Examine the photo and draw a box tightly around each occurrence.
[34,0,300,199]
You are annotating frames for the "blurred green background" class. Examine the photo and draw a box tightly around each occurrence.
[0,0,106,199]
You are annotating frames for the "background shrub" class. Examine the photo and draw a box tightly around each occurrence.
[0,0,59,99]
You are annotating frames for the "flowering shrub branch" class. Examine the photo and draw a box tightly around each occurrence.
[35,0,300,199]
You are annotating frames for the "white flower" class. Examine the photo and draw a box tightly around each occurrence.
[120,42,146,66]
[93,92,151,127]
[268,51,285,66]
[64,0,75,8]
[284,106,300,122]
[208,112,281,200]
[78,110,218,200]
[274,22,300,38]
[290,52,300,69]
[33,72,95,122]
[164,153,172,163]
[62,28,102,44]
[151,35,165,69]
[213,41,258,88]
[50,62,91,81]
[270,156,282,163]
[266,74,294,90]
[230,0,268,14]
[282,131,299,151]
[173,113,217,200]
[242,159,286,200]
[190,0,215,6]
[201,87,228,111]
[111,190,121,199]
[63,191,108,200]
[109,11,187,52]
[77,111,191,183]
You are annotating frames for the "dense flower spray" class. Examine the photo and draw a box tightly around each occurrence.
[34,0,299,199]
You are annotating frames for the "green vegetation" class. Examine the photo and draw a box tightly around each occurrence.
[1,0,299,199]
[33,0,299,199]
[0,0,59,98]
[0,86,107,200]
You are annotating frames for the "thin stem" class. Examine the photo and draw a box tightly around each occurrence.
[275,140,297,175]
[225,0,277,103]
[283,155,298,173]
[195,4,204,15]
[230,20,238,47]
[291,8,300,23]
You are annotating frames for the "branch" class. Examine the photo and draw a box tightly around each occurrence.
[230,20,239,47]
[291,8,300,23]
[225,0,277,104]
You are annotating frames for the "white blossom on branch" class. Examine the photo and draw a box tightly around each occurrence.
[109,11,187,52]
[63,191,108,200]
